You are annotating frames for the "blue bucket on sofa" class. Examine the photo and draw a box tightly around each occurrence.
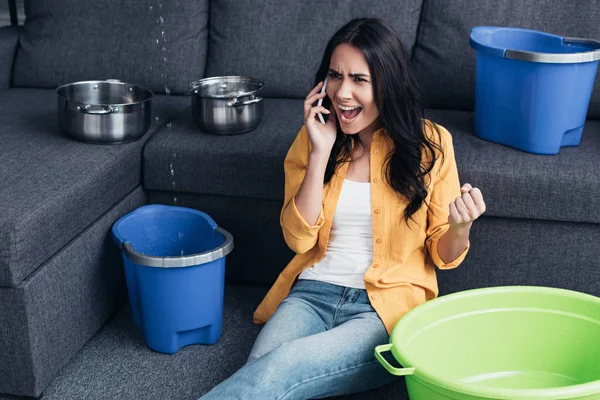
[470,26,600,154]
[112,205,234,354]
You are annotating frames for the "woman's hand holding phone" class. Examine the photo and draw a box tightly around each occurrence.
[304,79,336,157]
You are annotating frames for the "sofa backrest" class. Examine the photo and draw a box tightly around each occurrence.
[12,0,209,95]
[412,0,600,118]
[205,0,424,99]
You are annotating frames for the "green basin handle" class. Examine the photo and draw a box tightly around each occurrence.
[374,344,415,376]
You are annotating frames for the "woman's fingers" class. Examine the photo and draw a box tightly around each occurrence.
[453,184,487,223]
[307,81,324,97]
[460,192,479,220]
[449,202,462,224]
[469,187,486,214]
[304,92,327,119]
[304,82,326,117]
[306,106,331,124]
[306,91,327,107]
[452,184,486,226]
[454,197,471,222]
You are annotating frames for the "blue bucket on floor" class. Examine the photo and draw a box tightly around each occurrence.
[470,26,600,154]
[112,205,234,354]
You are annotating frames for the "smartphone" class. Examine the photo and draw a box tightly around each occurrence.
[316,77,328,124]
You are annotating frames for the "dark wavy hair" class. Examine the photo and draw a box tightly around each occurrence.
[315,18,444,223]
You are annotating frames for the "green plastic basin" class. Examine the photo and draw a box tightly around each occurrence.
[375,286,600,400]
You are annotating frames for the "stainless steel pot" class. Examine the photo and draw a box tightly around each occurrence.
[189,76,264,135]
[56,80,153,144]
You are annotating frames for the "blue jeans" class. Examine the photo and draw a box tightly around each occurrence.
[199,279,398,399]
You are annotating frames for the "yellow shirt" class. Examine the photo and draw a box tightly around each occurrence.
[253,121,469,334]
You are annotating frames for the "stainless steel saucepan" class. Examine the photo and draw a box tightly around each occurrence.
[189,76,264,135]
[56,80,153,144]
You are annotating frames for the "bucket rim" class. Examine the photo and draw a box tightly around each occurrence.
[470,26,600,64]
[112,205,234,268]
[389,286,600,399]
[120,225,234,268]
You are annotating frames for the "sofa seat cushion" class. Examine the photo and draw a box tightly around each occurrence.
[144,98,304,200]
[426,109,600,224]
[144,102,600,227]
[0,89,189,287]
[412,0,600,118]
[206,0,423,98]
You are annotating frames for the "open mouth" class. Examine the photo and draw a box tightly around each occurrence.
[339,105,363,124]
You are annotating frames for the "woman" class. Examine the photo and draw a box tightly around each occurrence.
[201,18,486,399]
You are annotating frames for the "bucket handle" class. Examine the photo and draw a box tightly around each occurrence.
[120,227,234,268]
[374,344,416,376]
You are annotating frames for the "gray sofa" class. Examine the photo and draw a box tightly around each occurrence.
[1,0,599,398]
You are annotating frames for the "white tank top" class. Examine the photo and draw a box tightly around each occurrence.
[298,179,373,289]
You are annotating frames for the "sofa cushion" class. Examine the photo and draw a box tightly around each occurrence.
[412,0,600,118]
[144,98,303,200]
[0,26,19,90]
[13,0,209,95]
[206,0,423,98]
[0,187,144,397]
[437,216,600,299]
[145,103,600,225]
[425,109,600,224]
[0,89,189,287]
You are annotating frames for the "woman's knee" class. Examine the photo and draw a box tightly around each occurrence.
[257,341,308,374]
[246,338,299,365]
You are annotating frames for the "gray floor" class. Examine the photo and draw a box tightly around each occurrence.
[1,282,408,400]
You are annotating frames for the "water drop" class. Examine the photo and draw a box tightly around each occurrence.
[164,86,171,95]
[93,85,99,89]
[149,5,153,11]
[167,122,172,129]
[180,248,184,256]
[162,46,166,52]
[178,232,183,240]
[173,196,178,205]
[161,30,165,36]
[163,56,167,62]
[155,116,160,123]
[155,38,159,44]
[169,163,175,176]
[157,16,164,24]
[159,3,163,8]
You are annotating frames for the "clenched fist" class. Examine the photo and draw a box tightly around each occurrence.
[448,183,486,231]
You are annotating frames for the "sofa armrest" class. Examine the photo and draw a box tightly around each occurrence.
[0,26,19,90]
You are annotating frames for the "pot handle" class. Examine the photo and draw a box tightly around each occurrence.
[227,96,262,107]
[78,105,119,115]
[374,343,416,376]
